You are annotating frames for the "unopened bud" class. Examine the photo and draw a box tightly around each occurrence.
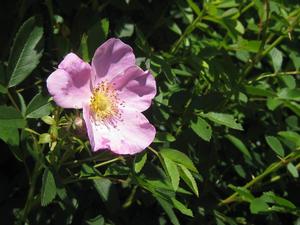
[73,116,87,138]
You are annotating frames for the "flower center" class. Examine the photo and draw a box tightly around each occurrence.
[89,81,120,123]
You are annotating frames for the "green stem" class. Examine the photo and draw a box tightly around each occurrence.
[7,89,20,112]
[248,70,300,83]
[19,163,41,224]
[63,175,126,185]
[148,146,159,157]
[241,0,271,80]
[219,150,300,206]
[241,8,300,80]
[171,13,203,54]
[63,153,116,167]
[94,157,122,168]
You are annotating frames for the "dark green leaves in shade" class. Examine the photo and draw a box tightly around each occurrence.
[93,177,120,213]
[191,117,212,141]
[203,112,243,130]
[26,93,52,118]
[7,17,44,87]
[278,131,300,148]
[86,215,105,225]
[81,18,109,61]
[156,197,180,225]
[41,169,56,206]
[265,136,285,157]
[0,105,26,128]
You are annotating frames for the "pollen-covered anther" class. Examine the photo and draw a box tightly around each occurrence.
[89,81,121,123]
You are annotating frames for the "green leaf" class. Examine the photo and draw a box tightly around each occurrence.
[266,98,282,111]
[0,126,19,146]
[280,75,296,89]
[156,197,180,225]
[269,48,283,72]
[86,215,105,225]
[232,39,261,52]
[26,93,52,118]
[278,131,300,147]
[17,92,27,116]
[154,132,175,143]
[7,16,44,87]
[265,136,285,157]
[204,112,243,130]
[41,169,56,206]
[226,134,251,158]
[245,85,276,97]
[0,105,25,128]
[228,185,254,202]
[221,8,239,18]
[284,101,300,117]
[87,18,109,60]
[178,164,199,196]
[191,117,212,141]
[80,33,89,62]
[163,157,180,191]
[159,148,198,173]
[250,198,269,214]
[172,198,193,217]
[262,192,296,209]
[278,88,300,101]
[0,127,22,161]
[187,0,202,16]
[115,23,134,38]
[134,152,147,173]
[287,163,299,178]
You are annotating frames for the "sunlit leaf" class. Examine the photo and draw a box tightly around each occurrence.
[204,112,243,130]
[191,117,212,141]
[265,136,285,157]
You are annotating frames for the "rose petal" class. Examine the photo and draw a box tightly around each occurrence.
[112,66,156,112]
[47,53,92,108]
[83,105,156,155]
[92,38,135,84]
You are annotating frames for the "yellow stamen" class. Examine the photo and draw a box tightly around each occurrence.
[90,81,120,123]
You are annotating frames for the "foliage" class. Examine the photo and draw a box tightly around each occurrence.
[0,0,300,224]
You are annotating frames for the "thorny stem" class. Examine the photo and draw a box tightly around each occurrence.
[242,8,300,80]
[241,0,271,81]
[219,150,300,206]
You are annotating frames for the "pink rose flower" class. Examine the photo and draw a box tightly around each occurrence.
[47,38,156,155]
